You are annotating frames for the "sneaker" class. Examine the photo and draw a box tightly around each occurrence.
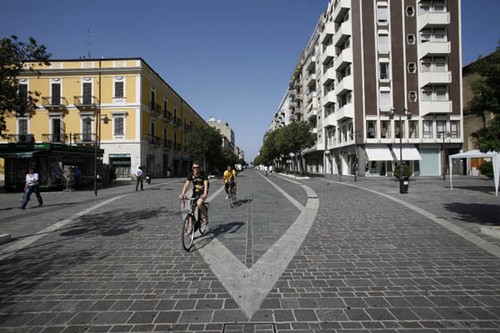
[225,195,229,200]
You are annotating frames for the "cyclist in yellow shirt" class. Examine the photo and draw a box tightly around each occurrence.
[223,165,237,200]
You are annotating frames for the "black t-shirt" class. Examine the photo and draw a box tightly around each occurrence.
[186,171,208,197]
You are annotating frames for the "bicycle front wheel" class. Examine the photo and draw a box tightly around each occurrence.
[182,214,194,251]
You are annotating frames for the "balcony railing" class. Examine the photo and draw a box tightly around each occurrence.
[163,139,173,150]
[145,133,161,146]
[42,133,70,144]
[4,134,36,143]
[150,102,162,117]
[70,133,95,145]
[74,96,98,110]
[42,96,68,110]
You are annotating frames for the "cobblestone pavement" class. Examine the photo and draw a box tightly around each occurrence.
[0,170,499,332]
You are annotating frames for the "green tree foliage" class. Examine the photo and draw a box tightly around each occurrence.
[185,125,223,171]
[0,35,51,137]
[255,121,315,164]
[466,45,500,152]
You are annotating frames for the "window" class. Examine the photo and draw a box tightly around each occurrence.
[83,82,92,104]
[378,33,390,54]
[421,87,433,101]
[114,116,124,136]
[395,120,405,138]
[380,120,391,138]
[423,120,433,138]
[82,117,93,142]
[18,83,28,103]
[51,82,61,105]
[435,85,448,100]
[380,62,390,80]
[114,78,124,98]
[18,118,28,135]
[421,58,432,72]
[450,121,460,138]
[408,62,417,73]
[379,90,391,111]
[163,128,168,147]
[163,98,168,118]
[51,117,62,143]
[435,57,447,71]
[367,120,377,138]
[377,4,388,24]
[408,91,417,102]
[409,120,418,138]
[406,6,415,16]
[407,34,416,45]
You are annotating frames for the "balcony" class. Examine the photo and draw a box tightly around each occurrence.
[323,113,336,128]
[320,24,334,45]
[4,134,36,143]
[173,117,182,127]
[334,76,353,95]
[145,133,162,146]
[306,72,317,87]
[419,71,451,86]
[419,100,452,116]
[336,103,354,121]
[333,0,350,22]
[74,96,98,110]
[71,133,95,145]
[334,48,353,71]
[163,111,173,123]
[42,133,70,144]
[334,21,352,47]
[322,67,336,86]
[321,46,335,65]
[322,90,336,107]
[150,102,162,117]
[307,107,318,120]
[42,96,68,111]
[418,12,450,31]
[304,55,316,72]
[419,41,451,56]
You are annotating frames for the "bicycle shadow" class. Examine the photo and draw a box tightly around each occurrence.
[190,221,244,251]
[232,198,252,208]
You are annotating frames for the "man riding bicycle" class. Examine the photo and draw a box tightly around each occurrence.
[223,164,237,200]
[179,161,209,229]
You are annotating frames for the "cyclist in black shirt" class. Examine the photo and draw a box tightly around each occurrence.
[179,160,209,226]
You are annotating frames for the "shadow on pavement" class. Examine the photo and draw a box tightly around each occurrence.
[443,202,500,226]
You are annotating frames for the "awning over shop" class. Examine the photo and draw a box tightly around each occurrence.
[392,147,422,160]
[0,151,41,158]
[365,147,393,161]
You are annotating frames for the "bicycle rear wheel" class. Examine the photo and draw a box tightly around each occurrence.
[182,214,194,251]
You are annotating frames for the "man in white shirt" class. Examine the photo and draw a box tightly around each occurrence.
[135,166,144,191]
[21,166,43,209]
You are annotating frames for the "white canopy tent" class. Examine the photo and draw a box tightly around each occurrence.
[448,150,500,196]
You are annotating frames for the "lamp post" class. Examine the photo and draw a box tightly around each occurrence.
[351,130,361,182]
[439,131,450,181]
[389,108,412,194]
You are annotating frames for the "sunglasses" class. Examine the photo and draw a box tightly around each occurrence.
[192,166,200,169]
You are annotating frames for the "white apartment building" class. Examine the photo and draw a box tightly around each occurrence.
[271,0,463,177]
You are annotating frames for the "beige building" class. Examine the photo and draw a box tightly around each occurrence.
[0,58,207,191]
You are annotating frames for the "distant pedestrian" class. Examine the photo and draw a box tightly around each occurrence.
[269,165,273,175]
[135,166,144,191]
[264,165,268,177]
[20,166,43,210]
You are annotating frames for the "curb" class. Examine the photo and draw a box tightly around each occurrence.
[0,234,11,245]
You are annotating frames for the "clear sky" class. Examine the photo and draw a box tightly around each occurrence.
[1,0,498,162]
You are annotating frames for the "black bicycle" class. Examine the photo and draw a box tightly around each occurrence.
[181,196,208,251]
[228,180,236,208]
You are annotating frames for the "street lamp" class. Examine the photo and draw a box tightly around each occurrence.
[90,113,110,196]
[439,131,450,181]
[389,108,412,194]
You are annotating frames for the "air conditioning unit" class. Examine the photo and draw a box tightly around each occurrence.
[18,134,34,143]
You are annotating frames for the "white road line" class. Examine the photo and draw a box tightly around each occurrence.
[199,172,319,319]
[0,195,127,262]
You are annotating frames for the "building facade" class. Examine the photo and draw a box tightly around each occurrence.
[270,0,463,177]
[0,58,207,191]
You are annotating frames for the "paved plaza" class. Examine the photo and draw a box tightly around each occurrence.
[0,169,499,332]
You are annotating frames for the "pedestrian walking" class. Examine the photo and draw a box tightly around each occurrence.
[135,166,144,191]
[20,166,43,210]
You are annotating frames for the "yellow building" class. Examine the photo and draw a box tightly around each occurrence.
[0,58,207,191]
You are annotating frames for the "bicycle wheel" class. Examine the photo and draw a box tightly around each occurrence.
[182,214,194,251]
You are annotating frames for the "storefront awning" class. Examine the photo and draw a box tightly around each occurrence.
[365,147,393,161]
[392,147,422,160]
[0,151,41,158]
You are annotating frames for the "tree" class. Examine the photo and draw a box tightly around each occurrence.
[0,35,51,137]
[255,121,315,173]
[185,125,223,172]
[466,45,500,152]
